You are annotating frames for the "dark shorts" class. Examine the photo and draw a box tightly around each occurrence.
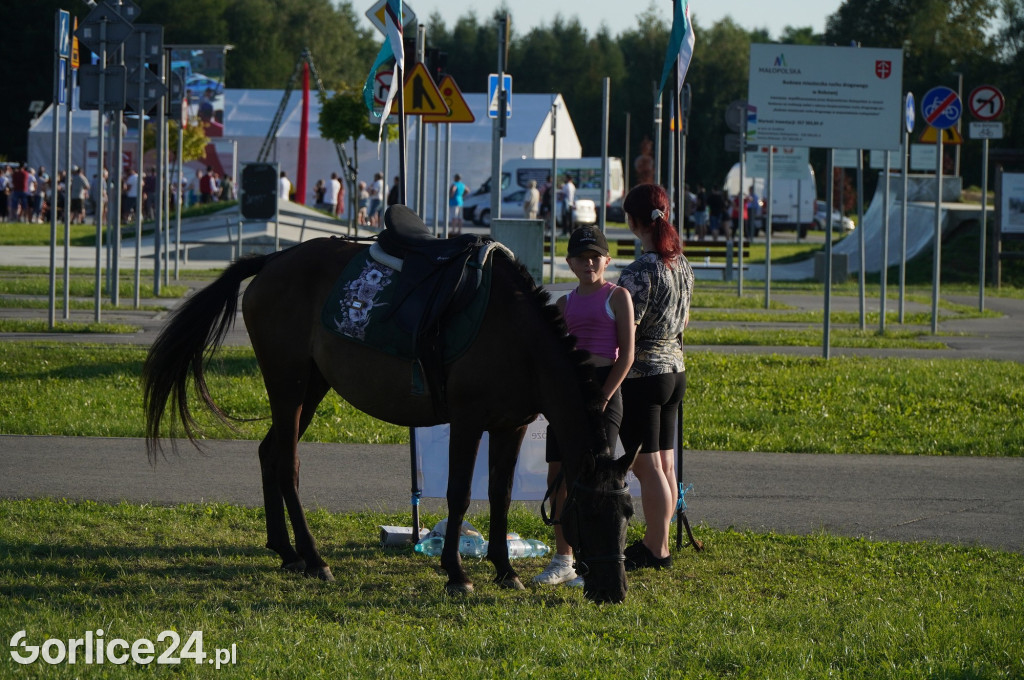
[545,366,622,463]
[619,371,687,455]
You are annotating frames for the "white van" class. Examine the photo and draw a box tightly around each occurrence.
[463,157,624,226]
[724,162,816,237]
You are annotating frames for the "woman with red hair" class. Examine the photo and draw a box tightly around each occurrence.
[616,183,694,571]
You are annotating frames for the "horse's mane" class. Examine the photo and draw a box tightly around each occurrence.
[499,256,611,465]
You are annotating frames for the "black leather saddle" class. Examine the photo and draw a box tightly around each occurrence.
[374,205,492,409]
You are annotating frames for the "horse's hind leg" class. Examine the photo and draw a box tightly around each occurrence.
[259,428,302,571]
[486,426,527,590]
[259,366,333,581]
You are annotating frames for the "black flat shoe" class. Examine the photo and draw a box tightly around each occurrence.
[624,540,672,571]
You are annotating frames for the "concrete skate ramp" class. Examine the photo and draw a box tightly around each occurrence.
[758,175,980,281]
[834,175,980,275]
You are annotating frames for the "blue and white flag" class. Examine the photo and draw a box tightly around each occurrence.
[658,0,695,94]
[362,0,404,143]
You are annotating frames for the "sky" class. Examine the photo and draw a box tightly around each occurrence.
[358,0,847,41]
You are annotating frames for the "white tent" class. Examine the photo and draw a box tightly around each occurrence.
[27,88,582,221]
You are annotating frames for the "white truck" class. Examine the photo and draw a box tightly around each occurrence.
[463,157,624,227]
[724,161,816,237]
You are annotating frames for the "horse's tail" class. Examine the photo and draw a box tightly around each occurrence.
[142,254,270,459]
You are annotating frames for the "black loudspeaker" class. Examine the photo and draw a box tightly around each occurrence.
[241,163,277,220]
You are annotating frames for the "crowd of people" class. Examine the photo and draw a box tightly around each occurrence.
[679,183,762,241]
[1,163,53,223]
[535,182,694,586]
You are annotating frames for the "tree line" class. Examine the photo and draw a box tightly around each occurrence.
[3,0,1022,200]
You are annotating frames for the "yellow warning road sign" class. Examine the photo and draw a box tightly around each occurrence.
[71,17,80,69]
[422,75,475,124]
[919,125,963,145]
[403,62,449,116]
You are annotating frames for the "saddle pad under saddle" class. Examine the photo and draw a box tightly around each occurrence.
[320,241,506,363]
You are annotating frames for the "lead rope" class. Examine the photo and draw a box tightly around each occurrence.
[540,469,565,526]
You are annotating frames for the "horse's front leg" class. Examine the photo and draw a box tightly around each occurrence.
[486,426,527,590]
[442,424,483,595]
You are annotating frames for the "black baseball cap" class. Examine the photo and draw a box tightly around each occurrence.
[567,227,609,257]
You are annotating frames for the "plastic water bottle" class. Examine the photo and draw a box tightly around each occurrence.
[506,538,550,559]
[414,536,445,556]
[414,534,489,558]
[459,533,488,557]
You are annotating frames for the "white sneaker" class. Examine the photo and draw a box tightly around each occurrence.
[567,576,584,588]
[533,557,577,585]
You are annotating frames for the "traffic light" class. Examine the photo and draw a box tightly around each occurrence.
[241,163,277,220]
[425,47,447,83]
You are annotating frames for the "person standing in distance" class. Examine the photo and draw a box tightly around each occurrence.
[523,180,540,219]
[616,183,694,571]
[449,173,467,234]
[534,226,635,587]
[278,171,292,202]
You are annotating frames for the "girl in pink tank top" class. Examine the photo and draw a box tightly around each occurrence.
[535,227,635,588]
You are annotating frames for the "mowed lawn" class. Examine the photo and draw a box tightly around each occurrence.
[1,500,1021,679]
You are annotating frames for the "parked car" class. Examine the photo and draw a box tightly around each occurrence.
[605,197,625,223]
[471,189,528,227]
[814,200,856,232]
[186,74,224,99]
[571,199,597,227]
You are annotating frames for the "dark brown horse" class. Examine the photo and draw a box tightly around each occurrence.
[142,227,637,603]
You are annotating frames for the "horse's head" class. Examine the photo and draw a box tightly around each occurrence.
[559,450,637,604]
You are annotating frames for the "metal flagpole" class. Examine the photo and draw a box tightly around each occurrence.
[397,49,407,204]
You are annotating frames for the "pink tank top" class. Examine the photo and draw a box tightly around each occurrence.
[564,282,619,361]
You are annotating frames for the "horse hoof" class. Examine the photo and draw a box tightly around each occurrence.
[445,582,474,596]
[498,577,526,591]
[281,559,306,573]
[309,566,334,582]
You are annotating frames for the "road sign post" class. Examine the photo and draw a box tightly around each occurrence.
[921,86,961,334]
[900,93,915,323]
[968,85,1004,312]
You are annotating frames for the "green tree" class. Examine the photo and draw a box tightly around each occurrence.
[997,0,1024,148]
[826,0,1003,190]
[684,17,754,189]
[143,122,209,163]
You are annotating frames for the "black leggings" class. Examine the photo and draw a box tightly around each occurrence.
[619,371,687,455]
[545,366,623,462]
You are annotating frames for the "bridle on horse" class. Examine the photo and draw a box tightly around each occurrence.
[540,471,629,577]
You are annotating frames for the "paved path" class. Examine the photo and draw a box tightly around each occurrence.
[3,435,1021,554]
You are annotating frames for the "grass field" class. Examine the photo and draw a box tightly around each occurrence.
[0,343,1021,455]
[1,500,1021,679]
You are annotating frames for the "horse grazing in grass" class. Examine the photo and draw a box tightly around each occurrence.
[142,207,636,603]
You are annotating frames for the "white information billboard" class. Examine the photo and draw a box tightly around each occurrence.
[744,146,810,180]
[747,44,904,151]
[1000,173,1024,235]
[910,144,937,171]
[833,149,860,168]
